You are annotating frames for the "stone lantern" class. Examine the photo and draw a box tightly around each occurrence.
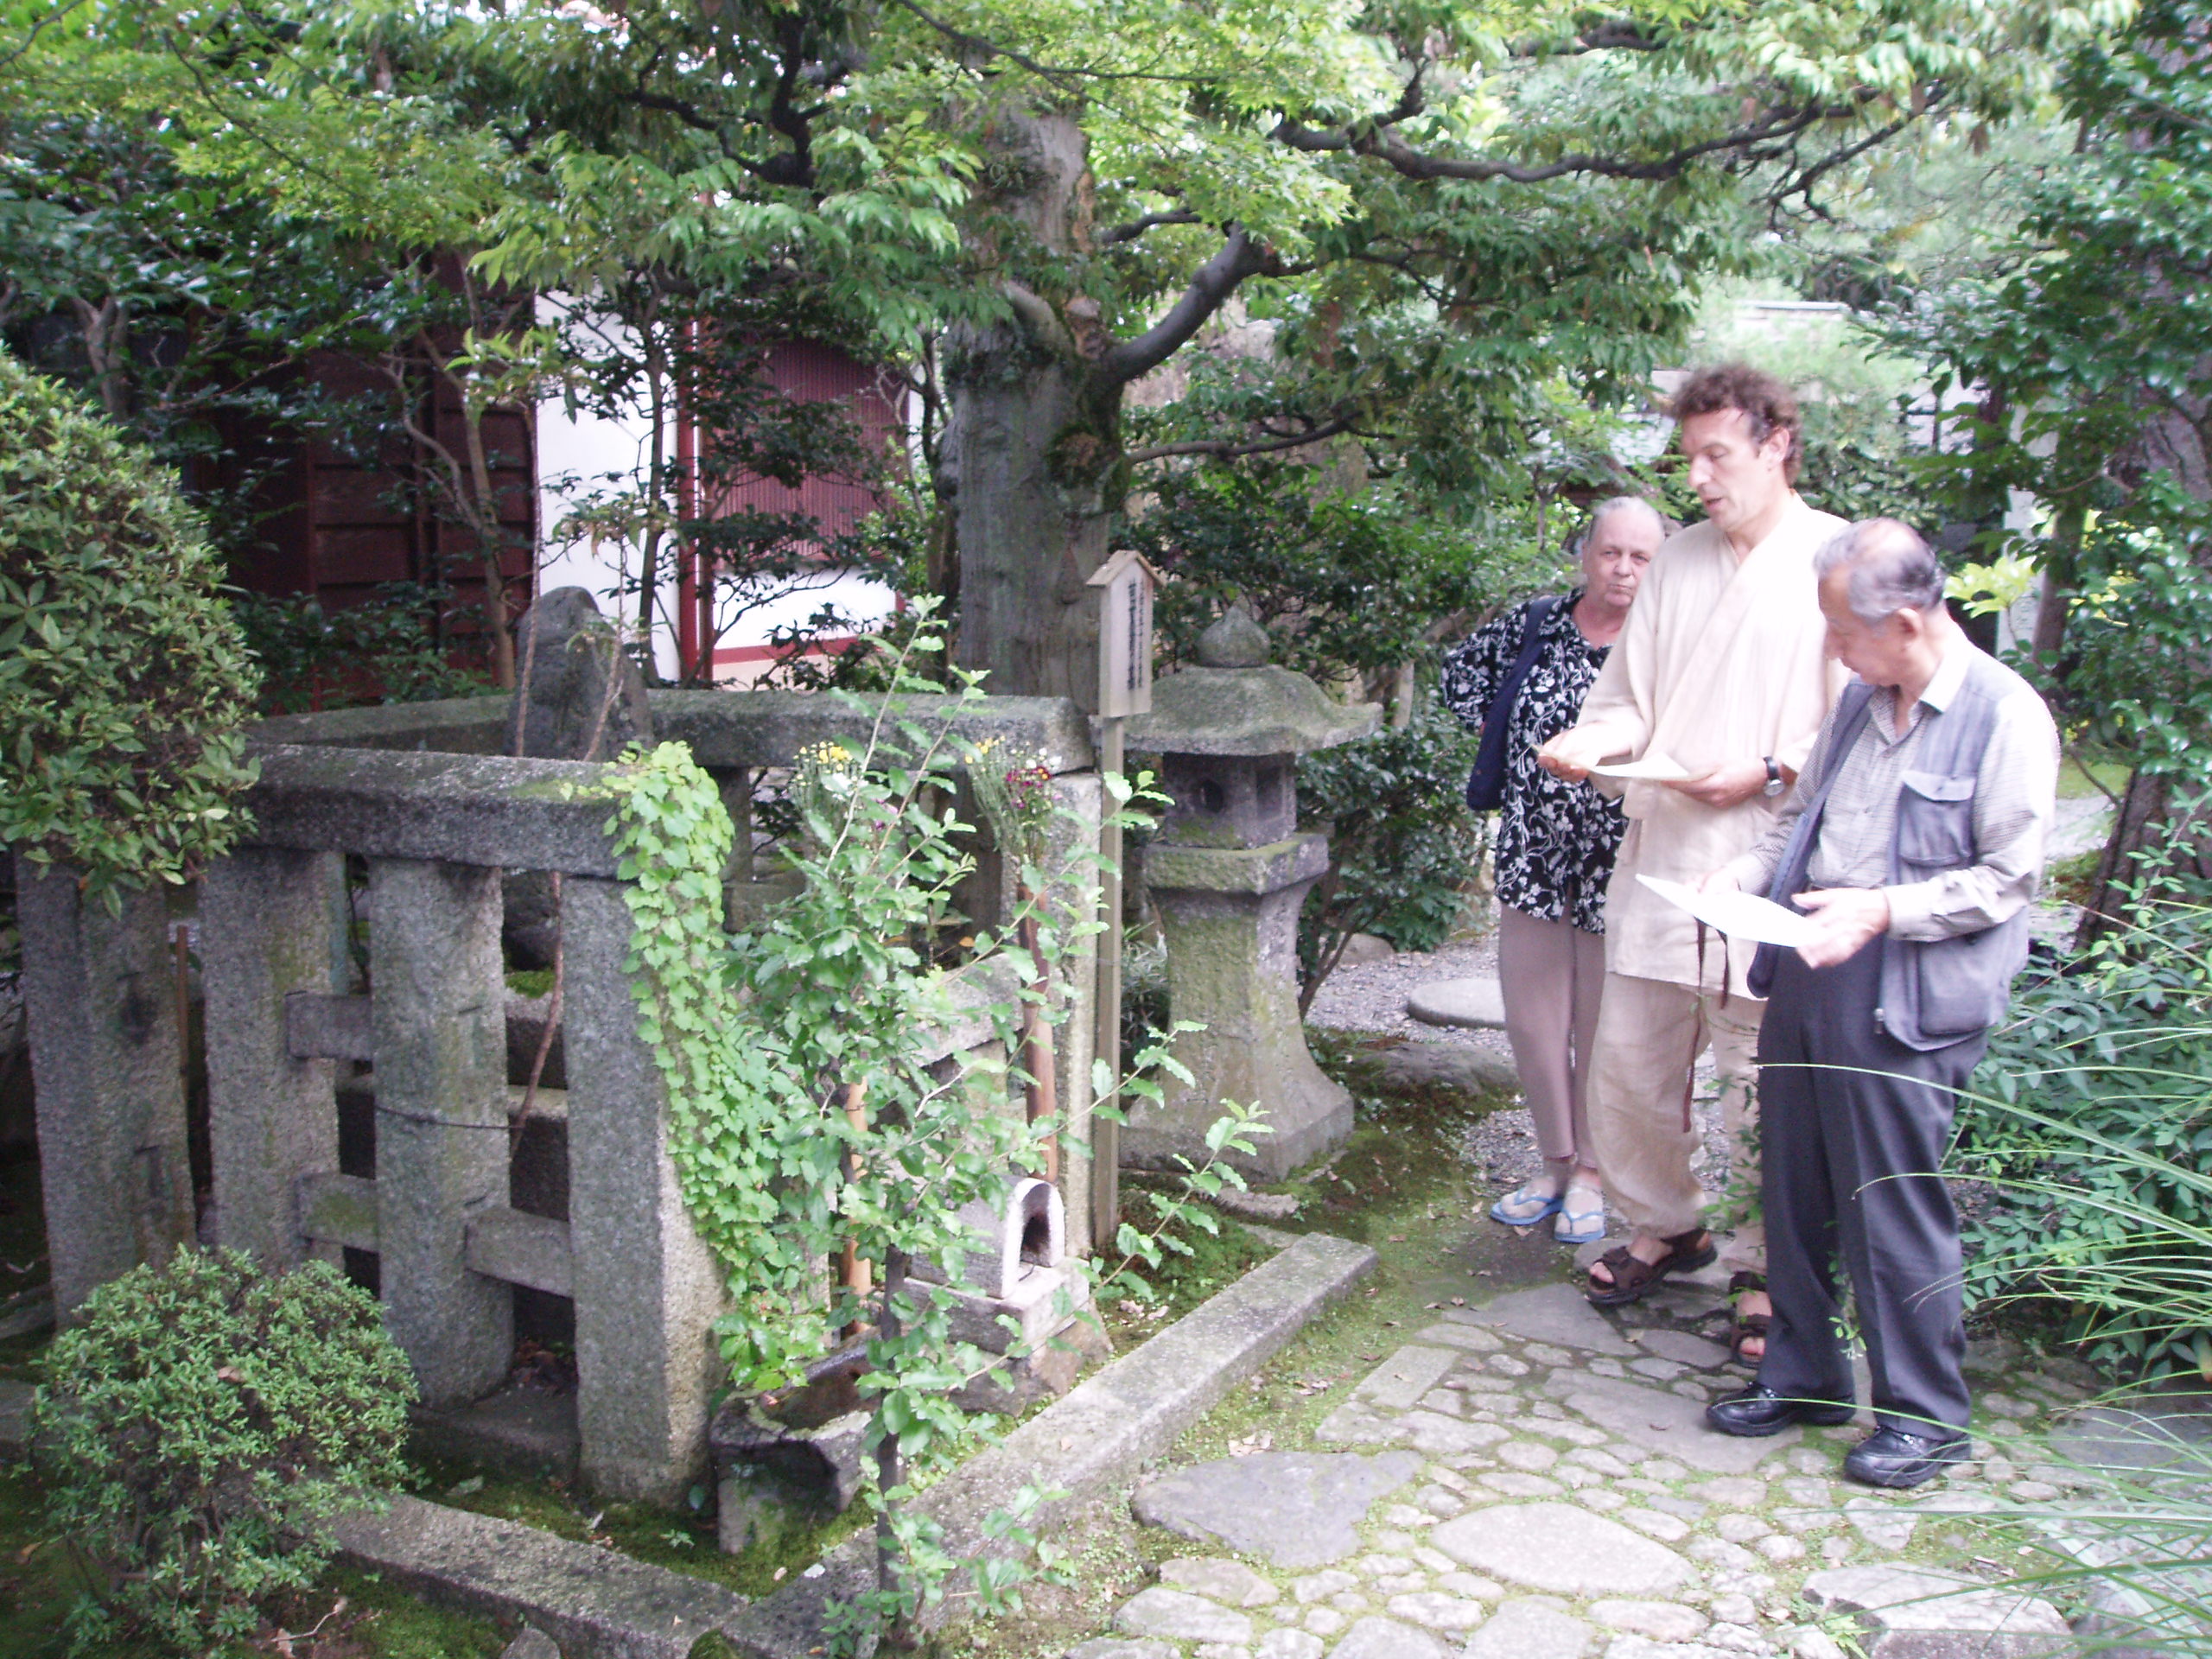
[1122,609,1380,1179]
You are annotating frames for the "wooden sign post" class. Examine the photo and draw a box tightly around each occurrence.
[1085,549,1160,1244]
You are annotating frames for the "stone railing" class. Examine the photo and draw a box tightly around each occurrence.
[15,689,1102,1507]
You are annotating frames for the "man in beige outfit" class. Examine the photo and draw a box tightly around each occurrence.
[1539,364,1845,1344]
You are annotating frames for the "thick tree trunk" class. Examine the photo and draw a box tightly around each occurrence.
[943,105,1120,706]
[946,339,1118,706]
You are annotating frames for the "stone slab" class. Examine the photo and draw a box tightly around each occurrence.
[285,990,376,1062]
[501,1630,562,1659]
[1356,1345,1461,1409]
[1630,1329,1734,1370]
[410,1384,580,1483]
[244,746,624,874]
[1552,1374,1798,1474]
[1159,1557,1281,1607]
[465,1205,575,1299]
[1068,1642,1176,1659]
[1468,1284,1637,1357]
[0,1292,54,1344]
[1416,1320,1502,1352]
[657,688,1095,773]
[1802,1563,2072,1658]
[253,696,512,753]
[1325,1615,1446,1659]
[332,1494,747,1659]
[1429,1503,1696,1598]
[0,1378,32,1459]
[1134,1450,1425,1568]
[1465,1599,1594,1659]
[1407,977,1507,1031]
[1590,1600,1710,1643]
[1113,1586,1252,1644]
[1370,1040,1519,1096]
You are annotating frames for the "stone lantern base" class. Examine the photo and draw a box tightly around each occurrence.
[1122,834,1352,1181]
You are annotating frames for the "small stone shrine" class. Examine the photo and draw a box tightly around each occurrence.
[1122,607,1378,1179]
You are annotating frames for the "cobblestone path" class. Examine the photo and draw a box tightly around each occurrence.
[1067,1277,2094,1659]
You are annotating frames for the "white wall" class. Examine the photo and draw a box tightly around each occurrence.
[532,297,898,683]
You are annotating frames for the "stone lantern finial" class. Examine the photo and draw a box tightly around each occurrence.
[1196,605,1270,669]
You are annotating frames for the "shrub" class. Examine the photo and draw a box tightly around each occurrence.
[35,1249,416,1654]
[0,353,261,899]
[1960,823,2212,1379]
[1294,694,1484,1002]
[228,582,497,715]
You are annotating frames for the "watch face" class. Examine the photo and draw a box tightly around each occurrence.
[1764,778,1785,796]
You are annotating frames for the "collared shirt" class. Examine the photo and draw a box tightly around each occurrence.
[1441,590,1625,934]
[1726,638,2060,942]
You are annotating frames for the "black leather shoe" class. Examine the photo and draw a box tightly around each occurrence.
[1844,1427,1969,1489]
[1705,1383,1858,1437]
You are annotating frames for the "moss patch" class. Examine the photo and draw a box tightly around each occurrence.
[0,1464,506,1659]
[409,1452,868,1601]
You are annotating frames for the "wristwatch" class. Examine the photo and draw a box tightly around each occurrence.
[1762,758,1784,798]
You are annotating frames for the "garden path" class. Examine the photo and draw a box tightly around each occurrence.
[1064,1275,2090,1659]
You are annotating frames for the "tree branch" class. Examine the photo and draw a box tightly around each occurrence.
[1097,227,1269,387]
[1103,209,1202,245]
[1510,22,1664,55]
[889,0,1205,86]
[1127,416,1357,464]
[1272,94,1867,184]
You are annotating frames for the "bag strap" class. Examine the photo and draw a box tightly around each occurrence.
[1761,682,1878,908]
[1500,596,1559,702]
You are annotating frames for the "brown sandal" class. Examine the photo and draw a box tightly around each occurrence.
[1728,1270,1770,1365]
[1586,1228,1717,1306]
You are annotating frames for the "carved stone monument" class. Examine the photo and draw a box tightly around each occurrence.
[504,588,653,966]
[1121,609,1379,1179]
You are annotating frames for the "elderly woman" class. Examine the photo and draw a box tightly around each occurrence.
[1441,497,1668,1244]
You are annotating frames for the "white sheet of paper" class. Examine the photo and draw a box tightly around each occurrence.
[1636,874,1820,948]
[1590,752,1694,781]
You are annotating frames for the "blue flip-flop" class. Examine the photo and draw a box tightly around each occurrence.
[1554,1188,1607,1246]
[1489,1181,1564,1227]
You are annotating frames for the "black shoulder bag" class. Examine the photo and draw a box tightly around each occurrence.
[1463,595,1561,811]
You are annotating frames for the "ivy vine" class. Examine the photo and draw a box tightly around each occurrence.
[590,612,1268,1648]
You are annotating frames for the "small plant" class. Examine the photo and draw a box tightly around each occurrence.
[1960,814,2212,1380]
[34,1249,416,1655]
[1295,693,1485,1006]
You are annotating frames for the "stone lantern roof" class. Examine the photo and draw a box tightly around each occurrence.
[1124,607,1381,757]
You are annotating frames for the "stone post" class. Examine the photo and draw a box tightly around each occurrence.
[202,847,344,1268]
[560,874,722,1504]
[367,856,512,1408]
[1043,772,1102,1259]
[14,857,197,1319]
[1138,836,1346,1179]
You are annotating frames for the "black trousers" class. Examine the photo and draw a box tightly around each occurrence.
[1756,941,1985,1436]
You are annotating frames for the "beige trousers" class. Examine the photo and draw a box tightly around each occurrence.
[1586,970,1765,1274]
[1496,905,1607,1171]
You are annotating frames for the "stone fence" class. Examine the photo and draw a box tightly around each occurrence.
[15,689,1101,1506]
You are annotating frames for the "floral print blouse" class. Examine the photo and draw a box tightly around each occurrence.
[1440,589,1627,934]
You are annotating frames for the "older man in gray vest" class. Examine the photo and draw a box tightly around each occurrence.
[1696,518,2058,1488]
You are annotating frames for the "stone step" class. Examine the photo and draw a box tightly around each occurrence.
[334,1493,747,1659]
[0,1376,31,1459]
[1406,977,1507,1031]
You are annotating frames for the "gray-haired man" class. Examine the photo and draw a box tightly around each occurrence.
[1697,518,2058,1488]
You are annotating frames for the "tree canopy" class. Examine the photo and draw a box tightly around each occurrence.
[0,0,2139,696]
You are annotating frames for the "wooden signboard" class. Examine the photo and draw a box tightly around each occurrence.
[1087,547,1160,717]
